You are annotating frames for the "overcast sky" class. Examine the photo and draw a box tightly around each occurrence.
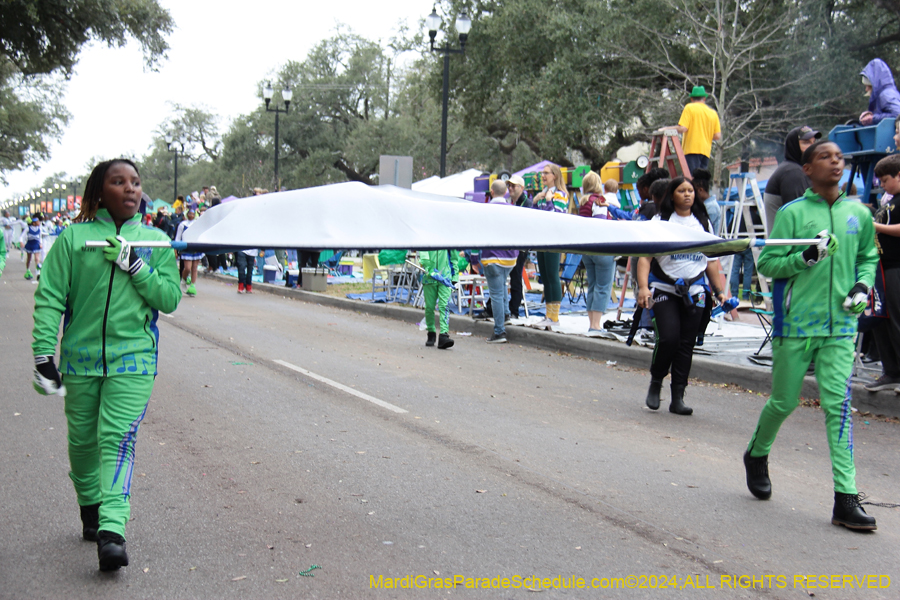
[2,0,434,201]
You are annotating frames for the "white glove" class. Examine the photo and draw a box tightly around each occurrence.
[103,235,144,276]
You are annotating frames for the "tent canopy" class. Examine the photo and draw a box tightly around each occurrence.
[411,168,482,198]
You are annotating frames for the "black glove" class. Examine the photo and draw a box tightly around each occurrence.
[33,355,66,396]
[801,230,838,266]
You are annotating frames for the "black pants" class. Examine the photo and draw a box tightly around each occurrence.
[650,289,705,386]
[235,252,253,286]
[508,251,529,317]
[208,253,227,270]
[872,267,900,377]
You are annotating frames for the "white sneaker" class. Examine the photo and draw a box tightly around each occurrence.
[531,318,553,330]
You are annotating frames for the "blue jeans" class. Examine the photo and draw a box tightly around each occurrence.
[582,254,615,313]
[484,263,514,335]
[685,153,709,176]
[704,197,721,236]
[730,248,754,298]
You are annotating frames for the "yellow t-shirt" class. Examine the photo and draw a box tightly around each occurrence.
[678,101,721,157]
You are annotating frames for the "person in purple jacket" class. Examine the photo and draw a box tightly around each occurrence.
[482,180,519,343]
[859,58,900,126]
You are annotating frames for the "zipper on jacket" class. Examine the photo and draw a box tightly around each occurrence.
[828,206,835,336]
[100,223,122,375]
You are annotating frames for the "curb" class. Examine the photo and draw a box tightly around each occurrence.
[202,272,900,419]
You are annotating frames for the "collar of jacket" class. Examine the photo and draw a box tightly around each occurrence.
[803,188,846,205]
[94,209,143,230]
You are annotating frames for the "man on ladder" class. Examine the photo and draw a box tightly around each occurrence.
[674,86,722,176]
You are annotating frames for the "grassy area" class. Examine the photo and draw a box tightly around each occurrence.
[323,281,372,298]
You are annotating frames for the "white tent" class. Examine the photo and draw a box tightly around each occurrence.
[410,169,482,198]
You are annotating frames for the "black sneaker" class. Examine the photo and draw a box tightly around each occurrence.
[487,333,507,343]
[97,530,129,571]
[80,503,100,542]
[832,492,877,531]
[425,331,436,347]
[863,374,900,392]
[437,334,454,349]
[743,451,771,499]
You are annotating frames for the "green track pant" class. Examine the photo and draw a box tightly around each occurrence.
[423,283,451,335]
[64,374,155,538]
[747,336,857,494]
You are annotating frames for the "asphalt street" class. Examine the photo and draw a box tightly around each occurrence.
[1,255,898,599]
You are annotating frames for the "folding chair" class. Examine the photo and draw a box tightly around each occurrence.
[320,250,345,277]
[559,253,585,302]
[454,274,487,317]
[402,257,426,307]
[371,256,402,301]
[749,291,774,356]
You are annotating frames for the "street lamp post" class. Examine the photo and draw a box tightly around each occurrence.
[54,183,61,215]
[426,7,471,178]
[165,134,185,204]
[263,83,293,191]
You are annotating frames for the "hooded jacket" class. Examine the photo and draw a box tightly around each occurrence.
[861,58,900,124]
[763,127,813,233]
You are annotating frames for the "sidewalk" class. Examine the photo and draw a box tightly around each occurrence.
[202,271,900,420]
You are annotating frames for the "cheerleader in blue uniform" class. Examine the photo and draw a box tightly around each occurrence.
[20,216,43,280]
[174,208,204,296]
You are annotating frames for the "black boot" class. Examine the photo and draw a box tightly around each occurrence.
[669,384,692,415]
[832,492,877,531]
[743,451,771,499]
[425,331,436,347]
[645,378,663,410]
[437,334,454,349]
[97,530,129,571]
[80,503,100,542]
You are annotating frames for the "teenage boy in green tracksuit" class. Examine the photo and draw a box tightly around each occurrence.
[32,159,181,570]
[420,249,459,349]
[743,141,879,531]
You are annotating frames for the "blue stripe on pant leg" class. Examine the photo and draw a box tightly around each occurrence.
[838,377,854,457]
[111,403,148,497]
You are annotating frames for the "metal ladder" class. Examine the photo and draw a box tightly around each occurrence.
[725,173,771,310]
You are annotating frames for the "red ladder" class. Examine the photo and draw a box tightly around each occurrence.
[647,129,691,179]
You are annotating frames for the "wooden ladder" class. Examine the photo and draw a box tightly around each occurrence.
[647,129,691,179]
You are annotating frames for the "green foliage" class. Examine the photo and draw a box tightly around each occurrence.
[0,0,173,76]
[0,59,68,180]
[0,0,173,180]
[439,0,900,184]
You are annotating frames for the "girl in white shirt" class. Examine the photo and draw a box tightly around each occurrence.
[636,177,726,415]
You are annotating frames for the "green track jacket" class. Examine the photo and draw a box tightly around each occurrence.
[759,190,878,338]
[32,210,181,376]
[420,250,460,286]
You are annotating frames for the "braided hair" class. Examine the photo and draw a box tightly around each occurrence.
[73,159,140,223]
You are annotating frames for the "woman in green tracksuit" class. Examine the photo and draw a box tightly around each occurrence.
[32,159,181,570]
[743,141,879,531]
